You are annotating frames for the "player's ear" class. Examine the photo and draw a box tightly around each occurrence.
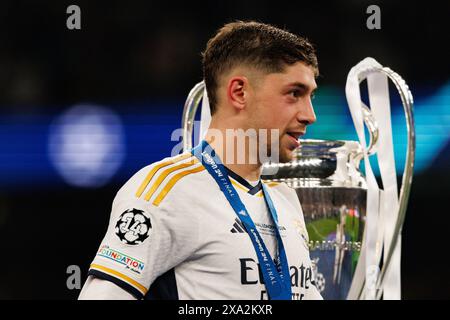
[226,76,249,111]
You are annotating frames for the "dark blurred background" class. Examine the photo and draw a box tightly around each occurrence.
[0,0,449,299]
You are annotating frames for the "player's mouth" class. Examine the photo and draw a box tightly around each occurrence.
[285,131,304,149]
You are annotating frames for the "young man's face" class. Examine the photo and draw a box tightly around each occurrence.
[249,61,317,163]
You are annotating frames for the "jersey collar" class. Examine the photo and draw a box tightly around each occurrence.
[224,167,262,195]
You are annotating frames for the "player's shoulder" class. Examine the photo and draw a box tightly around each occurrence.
[116,152,207,207]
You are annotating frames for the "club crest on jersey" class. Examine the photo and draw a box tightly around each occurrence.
[115,208,151,245]
[292,218,309,249]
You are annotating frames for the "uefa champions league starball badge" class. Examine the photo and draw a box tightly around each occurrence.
[115,208,152,245]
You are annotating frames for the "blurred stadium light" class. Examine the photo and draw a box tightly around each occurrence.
[47,104,125,188]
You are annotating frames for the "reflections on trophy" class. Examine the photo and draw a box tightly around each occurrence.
[262,139,367,299]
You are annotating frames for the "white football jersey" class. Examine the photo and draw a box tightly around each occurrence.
[87,152,322,300]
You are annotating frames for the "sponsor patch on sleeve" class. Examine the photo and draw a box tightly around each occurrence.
[96,244,145,275]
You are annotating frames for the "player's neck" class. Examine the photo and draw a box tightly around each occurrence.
[204,126,262,182]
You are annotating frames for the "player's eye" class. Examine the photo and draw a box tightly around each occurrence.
[289,90,301,98]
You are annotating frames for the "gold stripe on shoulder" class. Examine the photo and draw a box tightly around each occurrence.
[264,181,281,187]
[153,165,205,206]
[144,157,199,201]
[135,153,193,198]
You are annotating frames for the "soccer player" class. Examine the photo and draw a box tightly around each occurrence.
[79,21,322,300]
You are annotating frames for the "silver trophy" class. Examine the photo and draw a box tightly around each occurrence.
[181,59,415,300]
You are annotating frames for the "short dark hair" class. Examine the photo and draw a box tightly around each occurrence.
[202,21,319,114]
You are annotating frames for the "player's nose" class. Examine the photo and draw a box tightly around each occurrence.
[297,100,316,126]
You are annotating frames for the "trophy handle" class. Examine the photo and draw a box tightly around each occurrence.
[350,66,415,299]
[361,103,379,155]
[373,67,415,299]
[181,81,205,152]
